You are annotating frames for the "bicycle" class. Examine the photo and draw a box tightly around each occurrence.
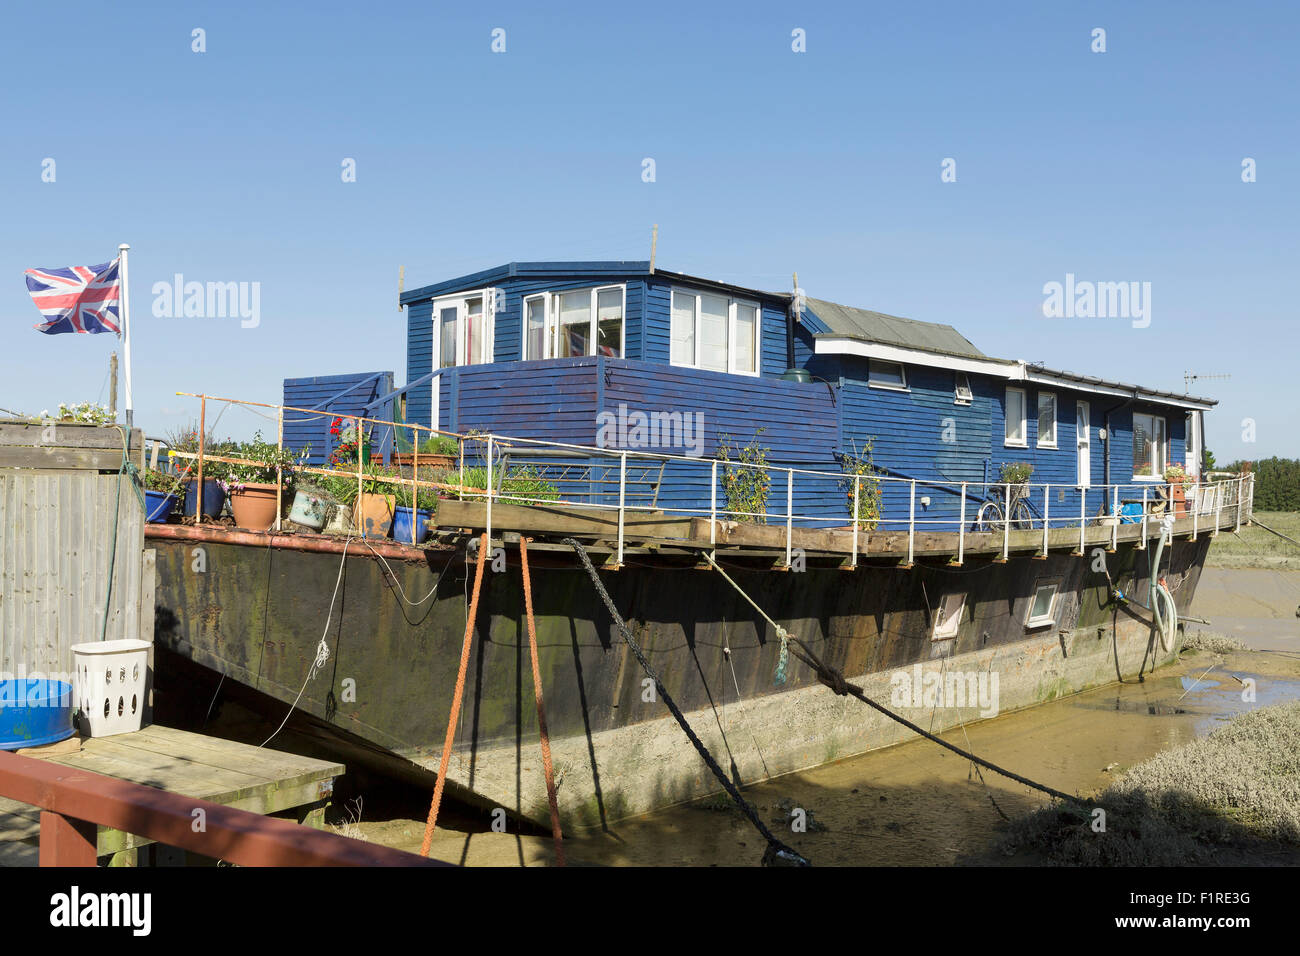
[970,482,1039,532]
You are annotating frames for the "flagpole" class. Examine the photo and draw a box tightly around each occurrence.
[118,243,133,430]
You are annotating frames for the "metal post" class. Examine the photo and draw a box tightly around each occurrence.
[1192,480,1199,540]
[275,406,284,532]
[1001,481,1009,562]
[1139,486,1148,550]
[785,469,794,568]
[355,416,364,535]
[1111,484,1119,550]
[1042,483,1049,556]
[909,479,917,566]
[617,451,626,567]
[411,433,420,545]
[1214,478,1222,536]
[851,474,861,569]
[957,481,966,565]
[1235,476,1243,532]
[486,434,495,547]
[195,396,206,523]
[1078,485,1086,554]
[709,459,717,562]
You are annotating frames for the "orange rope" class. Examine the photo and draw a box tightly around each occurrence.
[419,531,489,857]
[519,537,566,866]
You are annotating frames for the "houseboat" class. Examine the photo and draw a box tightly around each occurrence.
[148,260,1249,829]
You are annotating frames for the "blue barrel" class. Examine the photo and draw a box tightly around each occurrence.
[391,506,433,544]
[0,679,74,750]
[183,478,227,520]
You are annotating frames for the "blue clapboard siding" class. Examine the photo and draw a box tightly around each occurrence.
[282,371,393,464]
[406,300,433,429]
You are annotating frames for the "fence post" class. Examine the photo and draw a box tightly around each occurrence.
[1192,480,1199,540]
[1041,483,1049,556]
[852,474,861,569]
[1139,486,1148,550]
[355,416,363,534]
[1001,481,1009,562]
[709,459,717,562]
[486,434,495,548]
[957,481,966,565]
[275,405,284,532]
[909,479,917,566]
[195,395,206,522]
[1111,484,1119,551]
[617,451,626,567]
[785,469,794,568]
[1235,476,1243,532]
[411,435,420,545]
[1078,486,1086,554]
[1214,478,1222,536]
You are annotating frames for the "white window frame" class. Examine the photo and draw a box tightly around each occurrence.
[1036,391,1058,449]
[1004,387,1027,448]
[432,288,494,369]
[954,372,972,405]
[520,285,625,361]
[932,593,965,641]
[1024,580,1059,629]
[668,287,761,377]
[1132,411,1169,481]
[867,359,908,391]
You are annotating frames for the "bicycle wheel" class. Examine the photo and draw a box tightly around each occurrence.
[973,501,1003,532]
[1010,498,1035,531]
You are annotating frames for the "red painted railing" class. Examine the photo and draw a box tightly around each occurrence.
[0,750,446,867]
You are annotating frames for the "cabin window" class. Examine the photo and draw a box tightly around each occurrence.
[954,372,972,405]
[932,593,965,640]
[1004,387,1027,447]
[1037,392,1057,448]
[669,288,761,376]
[433,291,493,367]
[521,286,624,360]
[1025,580,1059,629]
[868,360,907,390]
[1132,411,1167,479]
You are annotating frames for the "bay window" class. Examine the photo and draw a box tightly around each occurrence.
[522,285,625,360]
[670,289,761,375]
[433,291,493,368]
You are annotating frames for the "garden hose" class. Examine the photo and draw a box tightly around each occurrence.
[1150,514,1178,653]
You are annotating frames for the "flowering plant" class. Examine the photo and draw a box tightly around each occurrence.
[329,417,373,466]
[222,431,307,491]
[1164,463,1192,487]
[43,402,114,425]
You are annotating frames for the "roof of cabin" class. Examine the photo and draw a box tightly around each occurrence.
[805,297,988,360]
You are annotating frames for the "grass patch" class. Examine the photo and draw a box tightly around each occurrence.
[1205,510,1300,570]
[1000,700,1300,865]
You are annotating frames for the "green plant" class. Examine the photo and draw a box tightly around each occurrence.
[143,468,183,497]
[1164,463,1191,486]
[837,439,883,529]
[456,464,559,503]
[1000,461,1034,485]
[419,435,460,456]
[44,402,115,425]
[718,429,772,524]
[223,431,306,490]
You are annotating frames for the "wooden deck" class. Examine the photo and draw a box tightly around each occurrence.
[434,498,1241,565]
[0,724,343,866]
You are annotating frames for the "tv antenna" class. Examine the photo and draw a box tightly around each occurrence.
[1184,370,1229,393]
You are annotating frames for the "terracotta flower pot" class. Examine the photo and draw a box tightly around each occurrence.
[354,492,395,538]
[228,482,281,531]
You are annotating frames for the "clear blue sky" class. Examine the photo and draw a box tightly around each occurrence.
[2,0,1294,460]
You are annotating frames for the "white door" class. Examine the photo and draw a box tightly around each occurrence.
[1076,401,1091,487]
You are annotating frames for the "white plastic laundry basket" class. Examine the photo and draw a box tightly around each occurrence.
[70,639,150,737]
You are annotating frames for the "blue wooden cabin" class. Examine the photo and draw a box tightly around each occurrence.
[283,261,1215,529]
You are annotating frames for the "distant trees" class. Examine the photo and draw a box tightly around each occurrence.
[1225,457,1300,512]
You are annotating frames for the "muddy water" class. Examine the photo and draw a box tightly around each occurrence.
[1188,568,1300,651]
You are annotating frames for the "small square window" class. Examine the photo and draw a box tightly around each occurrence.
[1037,392,1057,448]
[1025,581,1059,628]
[932,593,965,640]
[954,373,972,405]
[1005,387,1027,447]
[868,360,908,390]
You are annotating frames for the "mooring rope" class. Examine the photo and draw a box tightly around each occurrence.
[562,538,810,866]
[518,537,566,866]
[699,552,1089,808]
[420,531,489,857]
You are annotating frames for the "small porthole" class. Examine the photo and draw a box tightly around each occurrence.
[105,668,112,684]
[103,698,110,718]
[117,697,124,717]
[119,667,126,683]
[132,664,140,682]
[131,695,138,714]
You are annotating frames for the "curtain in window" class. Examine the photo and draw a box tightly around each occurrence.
[597,288,622,358]
[559,291,590,357]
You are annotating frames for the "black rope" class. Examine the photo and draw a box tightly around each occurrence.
[562,538,810,867]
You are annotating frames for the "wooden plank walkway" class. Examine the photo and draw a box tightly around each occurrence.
[0,724,343,866]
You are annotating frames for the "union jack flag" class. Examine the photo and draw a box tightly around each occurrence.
[24,259,121,335]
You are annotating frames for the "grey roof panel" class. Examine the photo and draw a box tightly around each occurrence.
[805,297,987,359]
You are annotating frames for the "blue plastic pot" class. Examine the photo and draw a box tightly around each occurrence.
[391,506,433,544]
[183,478,226,520]
[0,679,74,750]
[144,490,177,523]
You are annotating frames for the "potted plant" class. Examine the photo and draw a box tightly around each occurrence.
[142,469,182,523]
[392,471,446,544]
[287,480,331,531]
[1164,463,1192,517]
[390,434,460,469]
[224,431,302,531]
[329,417,374,467]
[167,422,229,520]
[353,464,399,538]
